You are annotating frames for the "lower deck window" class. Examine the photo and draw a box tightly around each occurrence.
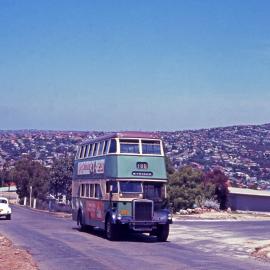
[143,183,163,200]
[95,184,102,198]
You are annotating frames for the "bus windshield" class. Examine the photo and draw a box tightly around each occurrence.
[120,139,140,154]
[142,140,161,155]
[119,181,142,193]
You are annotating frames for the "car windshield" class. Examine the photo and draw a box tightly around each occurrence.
[0,199,7,204]
[119,181,142,193]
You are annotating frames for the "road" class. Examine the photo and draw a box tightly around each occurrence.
[0,205,269,270]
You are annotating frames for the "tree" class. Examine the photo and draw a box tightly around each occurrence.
[0,161,11,187]
[205,169,229,210]
[12,157,49,200]
[49,155,73,201]
[168,166,214,212]
[165,156,175,175]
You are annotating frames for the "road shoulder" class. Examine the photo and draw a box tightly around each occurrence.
[0,233,38,270]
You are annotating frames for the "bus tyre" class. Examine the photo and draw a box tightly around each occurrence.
[156,224,169,242]
[105,217,119,241]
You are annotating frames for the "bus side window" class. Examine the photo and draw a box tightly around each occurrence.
[98,141,104,156]
[79,146,84,159]
[81,184,85,197]
[90,184,94,197]
[84,145,89,158]
[103,140,109,155]
[95,184,102,198]
[93,143,99,156]
[86,184,90,197]
[88,144,93,157]
[78,185,80,196]
[109,139,117,153]
[76,147,80,160]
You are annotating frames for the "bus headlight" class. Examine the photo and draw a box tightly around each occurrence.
[168,213,172,220]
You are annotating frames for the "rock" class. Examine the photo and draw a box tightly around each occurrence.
[179,209,188,215]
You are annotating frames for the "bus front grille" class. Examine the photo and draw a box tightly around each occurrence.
[133,200,153,221]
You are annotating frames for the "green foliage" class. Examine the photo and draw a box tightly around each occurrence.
[205,169,229,210]
[165,155,175,175]
[49,155,73,201]
[11,157,49,200]
[0,161,10,187]
[167,166,215,212]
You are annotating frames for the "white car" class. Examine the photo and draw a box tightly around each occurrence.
[0,197,12,220]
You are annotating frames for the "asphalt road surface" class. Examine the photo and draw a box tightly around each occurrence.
[0,205,269,270]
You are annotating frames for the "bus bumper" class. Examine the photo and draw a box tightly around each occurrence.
[115,217,172,232]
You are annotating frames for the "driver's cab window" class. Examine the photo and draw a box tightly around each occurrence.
[143,183,162,200]
[106,181,118,193]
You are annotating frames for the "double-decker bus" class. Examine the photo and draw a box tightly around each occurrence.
[72,132,172,241]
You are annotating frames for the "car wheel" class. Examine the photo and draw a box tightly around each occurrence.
[6,214,11,220]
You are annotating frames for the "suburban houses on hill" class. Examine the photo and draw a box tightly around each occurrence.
[0,123,270,190]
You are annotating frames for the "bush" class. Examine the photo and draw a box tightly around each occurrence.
[168,166,215,212]
[203,198,220,211]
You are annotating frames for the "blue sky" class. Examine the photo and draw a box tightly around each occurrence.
[0,0,269,131]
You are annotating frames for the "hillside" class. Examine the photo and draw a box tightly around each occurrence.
[0,123,270,189]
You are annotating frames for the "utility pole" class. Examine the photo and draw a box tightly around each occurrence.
[30,185,32,208]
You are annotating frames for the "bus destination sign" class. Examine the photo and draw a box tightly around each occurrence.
[132,171,153,177]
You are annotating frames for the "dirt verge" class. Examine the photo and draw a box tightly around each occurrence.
[0,234,38,270]
[251,244,270,262]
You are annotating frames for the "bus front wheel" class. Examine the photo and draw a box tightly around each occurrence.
[156,224,169,242]
[105,217,119,241]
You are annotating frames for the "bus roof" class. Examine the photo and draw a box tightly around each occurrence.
[80,131,160,145]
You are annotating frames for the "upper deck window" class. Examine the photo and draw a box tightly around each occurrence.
[103,140,109,155]
[80,146,85,159]
[84,145,89,158]
[109,139,117,153]
[93,143,99,156]
[142,140,161,155]
[98,141,104,156]
[120,139,140,154]
[88,144,93,157]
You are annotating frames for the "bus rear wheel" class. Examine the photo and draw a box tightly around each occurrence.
[156,224,169,242]
[105,217,119,241]
[77,211,86,231]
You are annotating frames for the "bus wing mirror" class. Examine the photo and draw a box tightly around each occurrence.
[109,185,113,199]
[109,184,113,192]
